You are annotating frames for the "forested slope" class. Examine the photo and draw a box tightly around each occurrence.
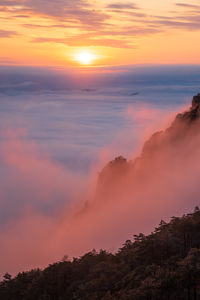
[1,208,200,300]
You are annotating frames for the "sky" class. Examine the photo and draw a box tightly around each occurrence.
[1,0,200,277]
[1,0,200,66]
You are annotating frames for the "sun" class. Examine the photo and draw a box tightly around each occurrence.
[74,51,97,65]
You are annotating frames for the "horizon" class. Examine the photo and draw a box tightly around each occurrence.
[1,0,200,281]
[1,0,200,67]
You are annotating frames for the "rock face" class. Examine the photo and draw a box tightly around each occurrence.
[175,93,200,123]
[192,93,200,109]
[96,94,200,199]
[98,156,128,185]
[96,156,128,199]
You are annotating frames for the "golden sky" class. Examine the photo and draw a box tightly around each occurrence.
[0,0,200,66]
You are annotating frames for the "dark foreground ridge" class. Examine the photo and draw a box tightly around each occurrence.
[1,208,200,299]
[1,94,200,300]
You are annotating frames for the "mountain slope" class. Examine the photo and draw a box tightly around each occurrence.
[1,208,200,299]
[97,93,200,196]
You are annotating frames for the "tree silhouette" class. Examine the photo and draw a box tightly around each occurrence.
[1,209,200,299]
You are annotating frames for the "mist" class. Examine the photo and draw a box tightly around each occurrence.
[0,65,200,277]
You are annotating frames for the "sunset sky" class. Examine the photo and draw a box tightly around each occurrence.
[1,0,200,278]
[1,0,200,66]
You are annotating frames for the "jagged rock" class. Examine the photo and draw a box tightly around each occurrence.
[192,93,200,108]
[97,156,128,189]
[174,93,200,123]
[96,94,200,197]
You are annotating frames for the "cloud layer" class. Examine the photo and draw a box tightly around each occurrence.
[0,65,199,276]
[1,95,200,278]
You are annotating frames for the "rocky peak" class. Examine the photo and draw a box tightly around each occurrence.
[192,93,200,109]
[97,94,200,194]
[172,93,200,124]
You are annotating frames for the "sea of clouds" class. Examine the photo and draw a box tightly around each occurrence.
[0,65,200,276]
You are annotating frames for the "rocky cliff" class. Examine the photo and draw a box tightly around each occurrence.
[97,94,200,200]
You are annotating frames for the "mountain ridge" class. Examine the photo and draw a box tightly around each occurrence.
[97,93,200,196]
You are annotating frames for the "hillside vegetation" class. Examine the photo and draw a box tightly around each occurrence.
[1,208,200,300]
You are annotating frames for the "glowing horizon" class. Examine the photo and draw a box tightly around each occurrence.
[0,0,200,67]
